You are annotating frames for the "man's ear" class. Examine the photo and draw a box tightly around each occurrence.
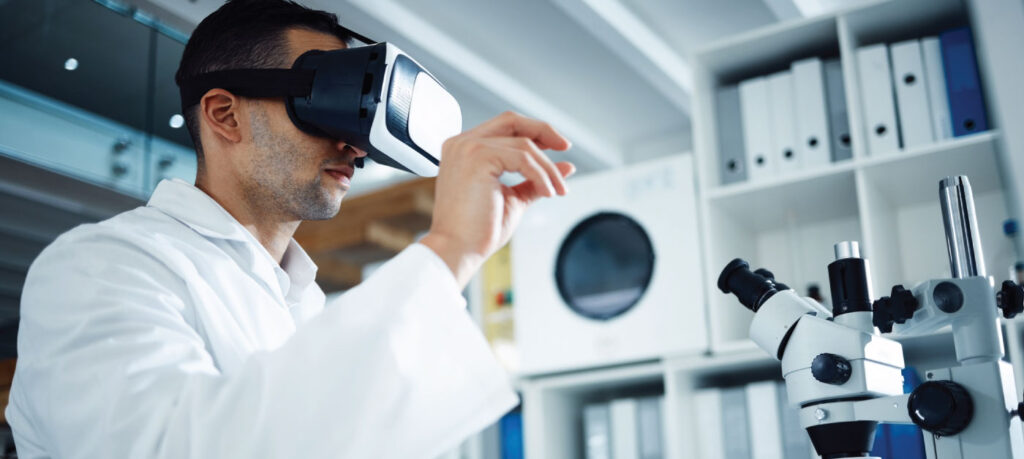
[199,89,243,145]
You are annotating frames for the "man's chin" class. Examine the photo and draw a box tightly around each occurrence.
[296,190,344,221]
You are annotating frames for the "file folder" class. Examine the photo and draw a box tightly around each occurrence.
[940,27,988,136]
[857,43,901,155]
[776,381,816,459]
[768,71,801,173]
[610,398,640,459]
[693,388,725,459]
[746,381,784,459]
[716,85,748,185]
[792,57,832,168]
[722,386,752,459]
[583,403,612,459]
[890,39,935,149]
[637,397,664,459]
[921,36,953,140]
[739,77,775,181]
[823,58,853,162]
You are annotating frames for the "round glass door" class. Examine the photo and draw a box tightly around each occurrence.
[554,212,655,320]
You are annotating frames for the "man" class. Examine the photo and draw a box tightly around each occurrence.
[6,1,574,457]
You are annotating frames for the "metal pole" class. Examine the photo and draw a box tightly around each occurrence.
[939,176,987,278]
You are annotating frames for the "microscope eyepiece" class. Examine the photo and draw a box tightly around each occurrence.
[718,258,781,312]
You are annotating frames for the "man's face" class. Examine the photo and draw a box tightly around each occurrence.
[239,28,365,221]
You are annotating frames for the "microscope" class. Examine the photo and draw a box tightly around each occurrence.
[718,176,1024,459]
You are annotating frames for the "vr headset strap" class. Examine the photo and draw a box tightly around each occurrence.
[178,68,317,111]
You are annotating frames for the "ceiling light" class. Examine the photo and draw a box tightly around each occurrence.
[64,58,79,71]
[169,114,184,129]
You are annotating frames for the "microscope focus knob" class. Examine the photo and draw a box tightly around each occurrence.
[908,381,973,437]
[996,280,1024,319]
[872,285,918,333]
[811,353,852,385]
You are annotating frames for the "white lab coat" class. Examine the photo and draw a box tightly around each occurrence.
[7,179,518,458]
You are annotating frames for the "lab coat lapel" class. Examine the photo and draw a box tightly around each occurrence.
[147,179,289,306]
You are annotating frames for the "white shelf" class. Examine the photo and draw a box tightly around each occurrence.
[857,130,1002,206]
[516,0,1024,457]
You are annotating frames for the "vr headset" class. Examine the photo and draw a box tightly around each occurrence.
[178,34,460,177]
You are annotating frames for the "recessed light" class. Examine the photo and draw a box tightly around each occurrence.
[64,58,79,71]
[169,114,184,129]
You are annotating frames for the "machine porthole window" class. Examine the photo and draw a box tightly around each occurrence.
[554,212,655,321]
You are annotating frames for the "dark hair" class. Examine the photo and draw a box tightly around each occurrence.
[174,0,353,164]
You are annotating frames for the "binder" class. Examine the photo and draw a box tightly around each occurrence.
[499,410,524,459]
[583,403,612,459]
[693,388,725,459]
[746,381,785,459]
[776,381,816,459]
[636,396,664,459]
[921,36,953,140]
[857,43,901,155]
[721,386,752,459]
[767,71,801,173]
[823,58,853,162]
[716,85,748,185]
[890,39,935,149]
[739,76,776,181]
[940,27,988,137]
[792,57,832,168]
[611,398,640,459]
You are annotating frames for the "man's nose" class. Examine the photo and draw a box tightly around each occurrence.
[335,140,368,158]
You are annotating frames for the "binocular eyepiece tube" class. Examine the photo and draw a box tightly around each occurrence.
[717,259,786,312]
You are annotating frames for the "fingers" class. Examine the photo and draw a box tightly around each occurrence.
[470,111,572,151]
[481,139,557,198]
[556,161,576,179]
[486,137,568,195]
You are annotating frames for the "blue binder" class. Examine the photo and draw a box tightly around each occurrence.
[870,367,926,459]
[500,410,524,459]
[940,27,988,136]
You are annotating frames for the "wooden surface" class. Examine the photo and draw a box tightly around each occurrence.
[0,359,15,424]
[295,178,436,290]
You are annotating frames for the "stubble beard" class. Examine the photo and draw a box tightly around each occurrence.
[245,104,343,222]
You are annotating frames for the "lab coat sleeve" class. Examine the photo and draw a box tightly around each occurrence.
[11,229,517,459]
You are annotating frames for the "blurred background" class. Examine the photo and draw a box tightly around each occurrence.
[3,1,1024,458]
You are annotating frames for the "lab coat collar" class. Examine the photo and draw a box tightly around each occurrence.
[147,179,319,305]
[147,179,253,243]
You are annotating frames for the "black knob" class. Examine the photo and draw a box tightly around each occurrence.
[997,280,1024,319]
[908,381,973,436]
[872,285,918,333]
[811,353,852,385]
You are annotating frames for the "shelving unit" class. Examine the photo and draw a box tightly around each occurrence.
[693,0,1013,352]
[516,0,1024,458]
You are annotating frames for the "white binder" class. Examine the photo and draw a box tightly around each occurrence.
[746,381,785,459]
[693,388,725,459]
[722,387,752,459]
[823,58,853,162]
[739,76,775,181]
[921,36,953,141]
[636,397,664,459]
[610,398,640,459]
[890,39,935,149]
[584,403,612,459]
[791,57,832,169]
[768,71,801,173]
[857,43,901,155]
